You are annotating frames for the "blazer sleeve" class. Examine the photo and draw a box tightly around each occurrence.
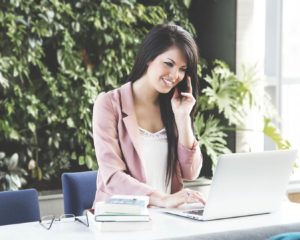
[93,93,155,196]
[177,140,203,180]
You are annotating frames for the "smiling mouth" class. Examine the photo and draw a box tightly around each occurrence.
[162,78,175,87]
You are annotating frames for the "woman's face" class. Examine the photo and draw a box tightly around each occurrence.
[145,46,187,94]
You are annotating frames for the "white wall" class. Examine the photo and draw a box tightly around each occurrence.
[235,0,266,152]
[39,193,64,217]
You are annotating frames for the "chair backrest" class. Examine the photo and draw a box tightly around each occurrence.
[0,188,40,226]
[61,171,97,216]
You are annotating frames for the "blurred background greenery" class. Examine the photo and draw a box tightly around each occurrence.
[0,0,289,191]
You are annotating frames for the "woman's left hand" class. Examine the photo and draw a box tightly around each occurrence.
[171,76,196,118]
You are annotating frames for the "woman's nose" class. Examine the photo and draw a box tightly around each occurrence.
[169,67,179,80]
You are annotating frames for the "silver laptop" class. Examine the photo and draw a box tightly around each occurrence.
[165,150,297,221]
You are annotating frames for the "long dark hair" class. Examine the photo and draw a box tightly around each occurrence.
[127,23,199,188]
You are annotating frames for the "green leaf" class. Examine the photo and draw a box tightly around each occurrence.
[72,21,80,32]
[28,122,36,133]
[202,61,245,125]
[37,167,43,180]
[194,113,231,166]
[263,118,291,150]
[53,140,59,149]
[0,152,6,159]
[71,152,77,160]
[9,129,20,140]
[0,73,9,88]
[26,105,38,118]
[79,156,85,165]
[10,174,22,188]
[5,153,19,170]
[85,155,94,169]
[66,117,75,128]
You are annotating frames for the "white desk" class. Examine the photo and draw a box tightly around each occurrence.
[1,201,300,240]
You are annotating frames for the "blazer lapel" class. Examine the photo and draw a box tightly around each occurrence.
[120,82,147,182]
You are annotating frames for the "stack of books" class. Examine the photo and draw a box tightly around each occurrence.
[87,195,152,232]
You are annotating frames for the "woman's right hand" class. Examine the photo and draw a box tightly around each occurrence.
[149,189,206,208]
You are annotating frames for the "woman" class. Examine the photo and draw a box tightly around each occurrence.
[93,23,205,208]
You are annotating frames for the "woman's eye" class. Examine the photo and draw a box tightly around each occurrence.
[180,68,187,73]
[164,62,173,67]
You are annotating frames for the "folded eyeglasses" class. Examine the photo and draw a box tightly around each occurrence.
[39,213,89,230]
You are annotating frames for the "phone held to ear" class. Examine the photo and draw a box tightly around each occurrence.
[177,75,188,93]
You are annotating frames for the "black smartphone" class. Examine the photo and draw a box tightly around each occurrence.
[176,73,188,94]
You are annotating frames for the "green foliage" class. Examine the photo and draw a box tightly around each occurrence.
[0,0,196,190]
[200,61,246,125]
[199,61,264,126]
[0,152,27,190]
[194,114,231,165]
[195,60,291,167]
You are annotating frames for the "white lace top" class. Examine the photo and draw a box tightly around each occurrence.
[138,127,171,194]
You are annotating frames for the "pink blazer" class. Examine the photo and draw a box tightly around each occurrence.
[93,82,202,203]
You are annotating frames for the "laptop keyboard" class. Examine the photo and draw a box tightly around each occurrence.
[184,209,204,216]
